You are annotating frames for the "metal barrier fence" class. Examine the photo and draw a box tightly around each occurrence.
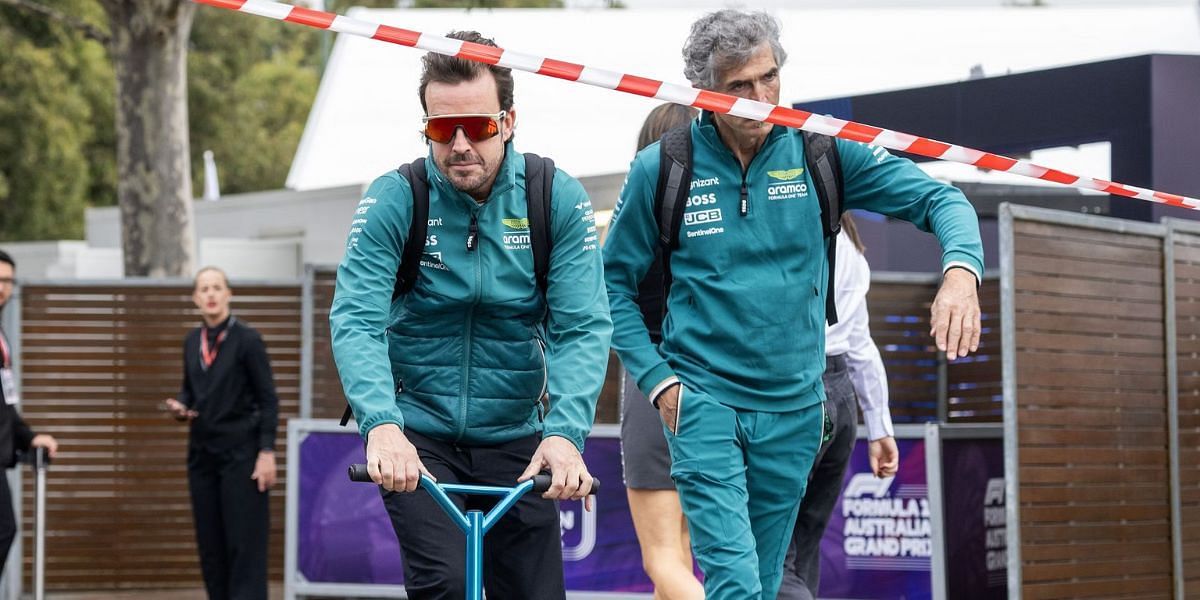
[1001,204,1200,599]
[6,280,302,594]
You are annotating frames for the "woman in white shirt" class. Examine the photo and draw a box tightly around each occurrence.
[776,213,899,600]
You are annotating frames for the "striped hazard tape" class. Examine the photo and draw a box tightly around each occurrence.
[195,0,1200,210]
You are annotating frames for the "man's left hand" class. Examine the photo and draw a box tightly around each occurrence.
[930,268,980,360]
[251,450,277,492]
[519,436,595,511]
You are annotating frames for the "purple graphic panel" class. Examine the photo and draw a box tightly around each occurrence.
[943,437,1007,599]
[296,431,653,591]
[297,431,405,584]
[563,437,653,592]
[819,438,931,600]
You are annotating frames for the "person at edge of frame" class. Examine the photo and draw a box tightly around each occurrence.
[0,249,60,574]
[328,30,613,600]
[602,10,983,599]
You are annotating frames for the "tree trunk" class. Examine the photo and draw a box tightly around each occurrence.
[103,0,196,277]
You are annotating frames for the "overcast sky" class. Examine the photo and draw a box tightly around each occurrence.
[565,0,1194,8]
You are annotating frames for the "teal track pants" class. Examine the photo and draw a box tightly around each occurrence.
[666,386,824,599]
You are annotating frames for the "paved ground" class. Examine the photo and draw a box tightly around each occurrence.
[45,593,212,600]
[36,584,285,599]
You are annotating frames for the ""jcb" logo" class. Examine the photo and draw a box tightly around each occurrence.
[684,209,723,226]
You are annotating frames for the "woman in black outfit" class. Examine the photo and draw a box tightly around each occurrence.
[164,266,279,600]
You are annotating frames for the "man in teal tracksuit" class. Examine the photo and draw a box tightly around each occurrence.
[603,11,984,599]
[329,31,611,599]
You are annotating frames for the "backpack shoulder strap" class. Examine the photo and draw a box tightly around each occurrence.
[394,158,430,301]
[524,153,555,296]
[655,125,693,252]
[802,131,844,239]
[344,158,430,427]
[345,159,434,432]
[648,124,693,328]
[802,131,846,326]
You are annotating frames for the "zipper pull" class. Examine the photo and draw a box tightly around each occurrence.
[740,181,749,216]
[466,214,478,251]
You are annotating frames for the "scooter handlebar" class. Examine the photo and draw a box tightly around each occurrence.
[348,464,599,495]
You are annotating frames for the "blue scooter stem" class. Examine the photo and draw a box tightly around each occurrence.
[347,463,598,600]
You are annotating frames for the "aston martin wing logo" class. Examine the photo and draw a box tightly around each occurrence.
[502,217,530,230]
[767,167,805,181]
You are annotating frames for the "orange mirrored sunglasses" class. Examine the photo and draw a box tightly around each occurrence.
[422,112,506,144]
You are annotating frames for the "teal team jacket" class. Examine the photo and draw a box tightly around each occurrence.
[330,143,613,451]
[603,112,984,412]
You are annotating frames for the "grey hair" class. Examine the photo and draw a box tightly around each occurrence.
[682,10,787,91]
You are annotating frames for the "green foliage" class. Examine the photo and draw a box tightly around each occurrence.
[0,1,112,241]
[188,6,322,195]
[200,49,319,194]
[186,1,397,195]
[1,0,578,242]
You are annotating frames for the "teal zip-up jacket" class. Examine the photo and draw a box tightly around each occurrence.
[603,112,983,412]
[330,142,612,451]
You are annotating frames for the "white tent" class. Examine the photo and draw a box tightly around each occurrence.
[287,5,1200,191]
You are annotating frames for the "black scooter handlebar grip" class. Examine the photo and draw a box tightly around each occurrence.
[530,474,601,495]
[531,473,553,494]
[348,463,372,483]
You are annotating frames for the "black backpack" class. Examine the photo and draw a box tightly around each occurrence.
[636,126,845,343]
[339,153,556,427]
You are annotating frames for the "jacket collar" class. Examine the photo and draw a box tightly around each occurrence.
[425,141,518,208]
[695,110,791,160]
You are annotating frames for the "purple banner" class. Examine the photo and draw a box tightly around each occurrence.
[819,438,931,600]
[562,436,652,592]
[296,431,653,591]
[297,431,405,584]
[942,437,1007,599]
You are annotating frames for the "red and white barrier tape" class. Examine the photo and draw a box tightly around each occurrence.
[194,0,1199,210]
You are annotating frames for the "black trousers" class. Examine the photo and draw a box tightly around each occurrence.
[0,474,14,573]
[380,431,565,600]
[188,442,269,600]
[778,355,859,600]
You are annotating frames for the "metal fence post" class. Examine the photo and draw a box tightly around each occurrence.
[301,264,315,419]
[32,447,47,600]
[1164,224,1184,599]
[936,351,949,423]
[999,203,1022,600]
